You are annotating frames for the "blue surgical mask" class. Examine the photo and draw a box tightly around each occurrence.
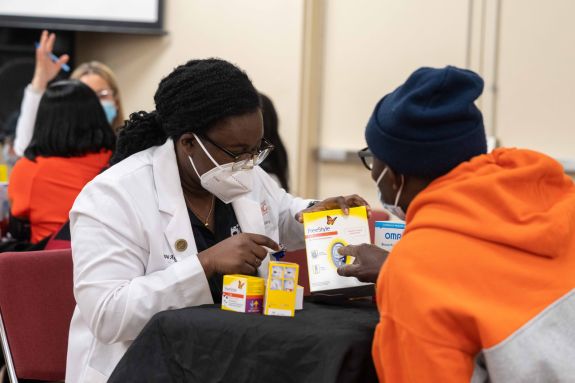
[100,100,117,125]
[376,167,406,221]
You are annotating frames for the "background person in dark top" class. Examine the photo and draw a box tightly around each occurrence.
[259,92,290,191]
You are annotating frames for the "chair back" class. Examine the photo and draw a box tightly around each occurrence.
[0,249,75,382]
[368,210,391,241]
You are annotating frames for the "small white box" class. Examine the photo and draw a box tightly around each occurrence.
[295,285,304,310]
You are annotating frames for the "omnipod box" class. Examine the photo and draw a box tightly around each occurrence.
[374,221,405,252]
[303,206,372,295]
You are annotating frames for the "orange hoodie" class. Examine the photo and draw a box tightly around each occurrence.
[373,148,575,382]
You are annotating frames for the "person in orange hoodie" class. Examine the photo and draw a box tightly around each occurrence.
[337,66,575,382]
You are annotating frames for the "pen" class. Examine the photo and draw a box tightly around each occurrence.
[270,243,287,261]
[34,42,71,72]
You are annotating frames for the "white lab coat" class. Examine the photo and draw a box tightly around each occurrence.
[66,139,308,383]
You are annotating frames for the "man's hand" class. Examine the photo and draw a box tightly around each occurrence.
[336,244,389,283]
[295,194,371,223]
[31,30,70,92]
[198,233,279,277]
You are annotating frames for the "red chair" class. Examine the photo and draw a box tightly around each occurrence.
[284,210,390,295]
[283,248,310,295]
[0,249,75,382]
[368,210,391,242]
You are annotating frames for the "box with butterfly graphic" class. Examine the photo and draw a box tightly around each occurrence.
[221,274,265,313]
[302,206,373,295]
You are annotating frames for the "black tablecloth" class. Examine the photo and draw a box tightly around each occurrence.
[108,299,379,383]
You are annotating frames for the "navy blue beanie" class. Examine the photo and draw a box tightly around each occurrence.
[365,66,487,178]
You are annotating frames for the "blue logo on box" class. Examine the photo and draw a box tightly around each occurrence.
[375,222,405,229]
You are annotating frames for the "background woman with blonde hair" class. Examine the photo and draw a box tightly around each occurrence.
[70,61,125,131]
[13,30,124,156]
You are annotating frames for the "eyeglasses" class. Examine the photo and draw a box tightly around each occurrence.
[358,147,373,170]
[95,89,115,100]
[199,135,275,171]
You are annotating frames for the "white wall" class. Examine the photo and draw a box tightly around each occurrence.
[75,0,575,203]
[76,0,305,190]
[317,0,470,204]
[316,0,575,204]
[496,0,575,159]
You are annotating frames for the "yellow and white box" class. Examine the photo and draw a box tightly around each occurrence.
[303,206,372,293]
[264,261,299,317]
[221,274,264,314]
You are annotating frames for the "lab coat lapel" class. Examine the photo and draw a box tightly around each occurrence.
[232,197,270,277]
[164,208,198,260]
[152,139,198,260]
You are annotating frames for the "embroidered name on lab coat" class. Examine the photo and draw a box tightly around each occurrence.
[163,254,177,263]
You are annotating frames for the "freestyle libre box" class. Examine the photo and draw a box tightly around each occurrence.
[303,206,372,295]
[374,221,406,252]
[222,274,264,314]
[264,261,299,317]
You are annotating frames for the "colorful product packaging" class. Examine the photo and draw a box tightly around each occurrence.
[263,261,299,317]
[303,206,372,294]
[221,274,264,314]
[374,221,405,252]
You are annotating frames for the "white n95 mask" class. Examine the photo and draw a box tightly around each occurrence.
[376,167,406,221]
[188,134,254,204]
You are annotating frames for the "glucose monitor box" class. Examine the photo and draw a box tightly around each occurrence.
[303,206,372,295]
[221,274,265,314]
[264,261,299,317]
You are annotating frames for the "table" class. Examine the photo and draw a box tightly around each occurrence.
[108,299,379,383]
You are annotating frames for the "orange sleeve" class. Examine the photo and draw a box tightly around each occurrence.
[373,316,475,382]
[7,159,35,218]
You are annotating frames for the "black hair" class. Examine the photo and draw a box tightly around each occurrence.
[111,58,260,165]
[24,80,115,160]
[258,93,290,191]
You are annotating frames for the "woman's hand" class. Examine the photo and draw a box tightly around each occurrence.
[295,194,371,223]
[336,244,389,283]
[31,30,70,92]
[197,233,279,277]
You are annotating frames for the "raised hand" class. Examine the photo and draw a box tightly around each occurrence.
[31,30,70,92]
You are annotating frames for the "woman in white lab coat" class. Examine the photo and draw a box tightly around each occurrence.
[66,58,369,383]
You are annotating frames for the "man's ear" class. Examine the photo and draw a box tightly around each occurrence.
[387,167,402,191]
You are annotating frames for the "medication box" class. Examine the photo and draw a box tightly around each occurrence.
[303,206,372,294]
[264,261,299,317]
[221,274,264,314]
[374,221,405,252]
